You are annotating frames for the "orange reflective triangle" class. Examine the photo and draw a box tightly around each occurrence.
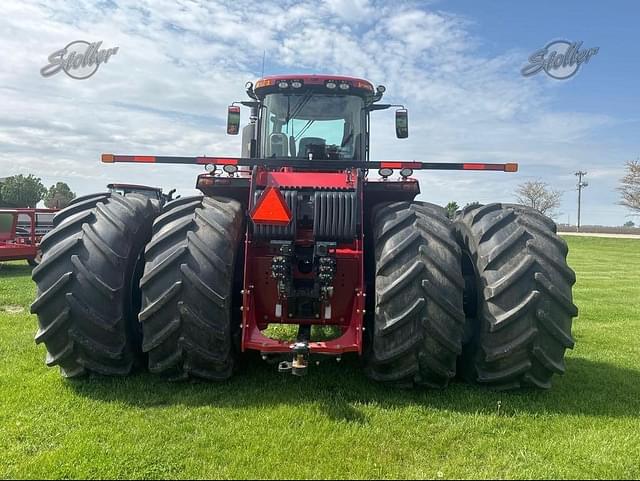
[250,186,292,226]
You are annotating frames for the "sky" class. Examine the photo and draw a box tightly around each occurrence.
[0,0,638,226]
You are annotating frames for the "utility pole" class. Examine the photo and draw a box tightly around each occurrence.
[575,171,588,231]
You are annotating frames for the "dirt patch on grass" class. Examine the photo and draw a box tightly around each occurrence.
[0,305,25,314]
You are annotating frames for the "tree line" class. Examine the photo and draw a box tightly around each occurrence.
[0,174,75,209]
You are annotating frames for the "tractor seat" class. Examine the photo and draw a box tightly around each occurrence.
[298,137,326,159]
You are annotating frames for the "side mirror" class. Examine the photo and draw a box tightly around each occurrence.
[227,106,241,135]
[395,109,408,138]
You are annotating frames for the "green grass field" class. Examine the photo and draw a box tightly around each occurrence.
[1,236,639,479]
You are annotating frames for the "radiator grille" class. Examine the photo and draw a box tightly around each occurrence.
[313,191,357,241]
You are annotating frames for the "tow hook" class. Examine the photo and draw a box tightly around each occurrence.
[278,342,310,376]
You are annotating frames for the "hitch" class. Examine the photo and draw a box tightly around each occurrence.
[278,342,310,376]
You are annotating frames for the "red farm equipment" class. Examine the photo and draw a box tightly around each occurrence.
[31,75,577,389]
[1,208,56,266]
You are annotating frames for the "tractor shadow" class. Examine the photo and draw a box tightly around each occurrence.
[67,355,640,422]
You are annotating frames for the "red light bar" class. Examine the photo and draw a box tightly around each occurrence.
[463,163,503,171]
[250,186,292,226]
[102,154,518,172]
[102,155,240,166]
[132,156,155,163]
[461,163,519,172]
[102,154,157,163]
[380,161,423,169]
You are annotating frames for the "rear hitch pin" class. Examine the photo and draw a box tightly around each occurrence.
[291,342,310,376]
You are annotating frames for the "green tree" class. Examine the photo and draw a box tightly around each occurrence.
[0,174,47,207]
[44,182,76,209]
[464,201,481,209]
[624,220,635,228]
[445,201,459,219]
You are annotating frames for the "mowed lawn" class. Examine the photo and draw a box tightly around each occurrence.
[1,236,639,479]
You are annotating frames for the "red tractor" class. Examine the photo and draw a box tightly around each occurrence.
[31,75,577,389]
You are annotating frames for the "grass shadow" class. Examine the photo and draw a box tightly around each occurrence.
[0,261,32,278]
[67,355,640,419]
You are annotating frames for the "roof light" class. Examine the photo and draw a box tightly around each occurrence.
[325,81,337,89]
[378,168,393,179]
[339,83,350,90]
[355,80,374,91]
[205,164,216,173]
[291,80,303,88]
[278,81,289,89]
[255,79,274,88]
[223,164,238,175]
[376,85,386,94]
[400,168,413,178]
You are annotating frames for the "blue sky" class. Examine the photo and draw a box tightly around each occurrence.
[0,0,638,225]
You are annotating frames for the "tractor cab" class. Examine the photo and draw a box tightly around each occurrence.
[228,75,408,161]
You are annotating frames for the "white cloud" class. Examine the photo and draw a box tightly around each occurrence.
[0,0,631,224]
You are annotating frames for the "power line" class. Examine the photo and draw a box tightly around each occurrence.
[575,171,588,231]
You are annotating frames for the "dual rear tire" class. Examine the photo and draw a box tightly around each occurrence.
[365,201,577,390]
[32,192,576,390]
[31,194,242,381]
